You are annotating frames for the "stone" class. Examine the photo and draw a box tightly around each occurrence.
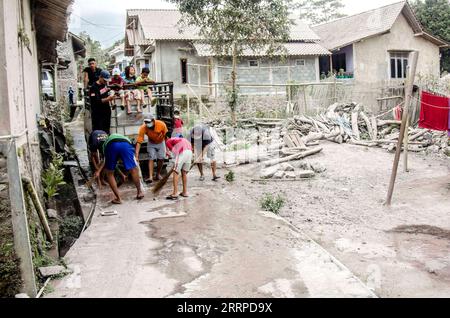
[0,184,6,192]
[279,163,295,172]
[285,171,296,179]
[297,170,315,179]
[15,294,30,298]
[38,265,70,278]
[47,209,58,219]
[82,193,96,203]
[0,157,6,169]
[0,172,8,184]
[273,171,285,179]
[311,163,327,174]
[426,145,440,154]
[260,165,281,179]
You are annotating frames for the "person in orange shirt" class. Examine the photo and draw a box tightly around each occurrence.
[135,114,168,183]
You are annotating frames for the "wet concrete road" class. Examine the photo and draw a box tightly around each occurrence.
[47,175,376,298]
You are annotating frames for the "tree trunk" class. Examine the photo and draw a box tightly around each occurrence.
[231,42,237,125]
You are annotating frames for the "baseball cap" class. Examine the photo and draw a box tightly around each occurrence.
[112,68,121,76]
[143,114,155,124]
[100,70,111,81]
[89,130,108,151]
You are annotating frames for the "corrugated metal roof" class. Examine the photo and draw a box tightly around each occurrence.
[312,1,407,50]
[126,9,321,41]
[194,42,330,57]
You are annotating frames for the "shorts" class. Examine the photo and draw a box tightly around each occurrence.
[105,142,137,172]
[174,150,193,174]
[195,143,216,161]
[126,89,142,100]
[147,141,166,160]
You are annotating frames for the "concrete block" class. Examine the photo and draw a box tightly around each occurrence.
[15,294,30,298]
[285,171,297,179]
[261,165,281,179]
[47,209,58,219]
[297,170,315,179]
[273,171,285,179]
[280,163,295,172]
[38,265,70,278]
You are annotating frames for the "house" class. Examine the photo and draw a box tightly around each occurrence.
[124,9,330,96]
[56,32,86,103]
[109,43,132,73]
[0,0,74,297]
[312,1,448,86]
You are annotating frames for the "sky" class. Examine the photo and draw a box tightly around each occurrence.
[69,0,402,48]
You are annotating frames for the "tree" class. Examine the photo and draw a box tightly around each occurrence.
[168,0,293,124]
[78,31,110,69]
[296,0,346,25]
[411,0,450,73]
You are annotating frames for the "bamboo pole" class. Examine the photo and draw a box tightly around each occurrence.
[386,51,419,206]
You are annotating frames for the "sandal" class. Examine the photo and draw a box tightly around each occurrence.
[212,176,221,182]
[179,193,189,198]
[136,194,145,200]
[112,199,122,205]
[145,178,153,184]
[166,195,179,201]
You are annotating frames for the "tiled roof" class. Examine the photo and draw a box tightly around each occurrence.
[126,9,321,41]
[194,42,330,57]
[313,1,408,50]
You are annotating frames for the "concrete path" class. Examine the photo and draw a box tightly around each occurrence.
[47,177,376,298]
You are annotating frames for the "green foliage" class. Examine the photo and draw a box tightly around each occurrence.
[411,0,450,73]
[59,216,83,247]
[169,0,293,120]
[225,171,235,182]
[0,242,22,297]
[78,31,110,69]
[42,152,66,199]
[295,0,346,24]
[260,193,286,214]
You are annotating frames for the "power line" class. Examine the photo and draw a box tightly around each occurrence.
[71,13,124,29]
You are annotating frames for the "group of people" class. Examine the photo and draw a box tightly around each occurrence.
[84,58,157,135]
[89,115,221,204]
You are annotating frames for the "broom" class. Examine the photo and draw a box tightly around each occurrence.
[152,169,174,194]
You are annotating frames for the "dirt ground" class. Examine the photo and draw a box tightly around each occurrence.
[232,141,450,297]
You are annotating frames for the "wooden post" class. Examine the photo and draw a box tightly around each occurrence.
[386,51,418,206]
[404,117,410,172]
[6,140,37,297]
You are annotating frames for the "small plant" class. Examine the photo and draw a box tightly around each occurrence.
[42,152,66,199]
[225,171,235,183]
[59,216,83,247]
[260,194,285,215]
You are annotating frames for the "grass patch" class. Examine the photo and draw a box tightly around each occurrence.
[260,194,286,215]
[59,216,83,248]
[225,171,235,183]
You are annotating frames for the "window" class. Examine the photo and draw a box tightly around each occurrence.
[296,59,306,66]
[41,72,48,81]
[390,52,409,79]
[248,60,259,67]
[332,53,346,72]
[181,59,188,84]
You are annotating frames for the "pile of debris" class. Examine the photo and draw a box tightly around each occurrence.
[259,161,326,181]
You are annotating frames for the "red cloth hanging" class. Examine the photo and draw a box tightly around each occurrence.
[419,91,449,131]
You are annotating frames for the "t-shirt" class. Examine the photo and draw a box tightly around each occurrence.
[166,138,192,156]
[174,118,184,129]
[110,76,125,91]
[189,124,213,149]
[123,76,137,85]
[89,82,111,112]
[88,130,108,152]
[137,120,168,145]
[136,76,154,90]
[83,67,102,86]
[102,134,132,154]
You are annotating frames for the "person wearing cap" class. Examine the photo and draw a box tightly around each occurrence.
[89,70,115,134]
[90,131,144,204]
[109,68,126,111]
[135,114,168,183]
[165,137,193,200]
[189,124,220,182]
[173,110,184,138]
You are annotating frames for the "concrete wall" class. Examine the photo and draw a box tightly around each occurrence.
[0,0,43,191]
[216,56,318,95]
[57,39,80,105]
[157,41,209,96]
[354,13,441,85]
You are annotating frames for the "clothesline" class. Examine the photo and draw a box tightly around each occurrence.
[411,96,450,110]
[375,101,405,119]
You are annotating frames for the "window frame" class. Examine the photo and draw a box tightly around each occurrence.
[248,60,259,68]
[295,59,306,67]
[389,52,410,79]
